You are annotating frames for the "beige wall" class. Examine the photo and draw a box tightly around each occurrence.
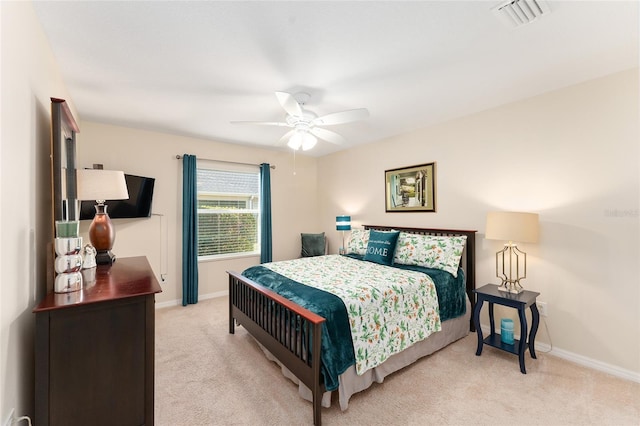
[317,69,640,376]
[75,122,320,304]
[0,1,77,420]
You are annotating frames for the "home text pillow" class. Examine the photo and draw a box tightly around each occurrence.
[346,229,369,255]
[394,233,467,277]
[364,230,400,266]
[301,232,326,257]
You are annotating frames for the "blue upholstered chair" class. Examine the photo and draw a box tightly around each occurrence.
[300,232,328,257]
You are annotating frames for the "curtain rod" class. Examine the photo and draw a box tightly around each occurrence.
[175,155,275,169]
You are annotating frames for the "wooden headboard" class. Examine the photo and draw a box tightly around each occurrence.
[363,225,477,331]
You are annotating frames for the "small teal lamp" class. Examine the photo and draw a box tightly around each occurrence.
[336,215,351,254]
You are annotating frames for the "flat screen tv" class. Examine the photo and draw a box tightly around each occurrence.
[79,173,155,220]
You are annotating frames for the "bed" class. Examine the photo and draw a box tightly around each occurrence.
[228,225,476,425]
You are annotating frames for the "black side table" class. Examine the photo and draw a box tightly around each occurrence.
[473,284,540,374]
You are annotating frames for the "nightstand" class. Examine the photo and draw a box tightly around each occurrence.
[473,284,540,374]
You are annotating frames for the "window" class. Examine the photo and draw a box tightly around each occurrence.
[196,166,260,259]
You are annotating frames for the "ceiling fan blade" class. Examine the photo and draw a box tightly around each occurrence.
[276,92,302,116]
[314,108,369,126]
[310,128,346,145]
[275,91,303,117]
[230,121,290,127]
[277,129,296,146]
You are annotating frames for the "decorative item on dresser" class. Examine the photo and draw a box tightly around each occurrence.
[34,256,162,426]
[228,225,476,425]
[53,221,83,293]
[76,168,130,265]
[485,211,540,294]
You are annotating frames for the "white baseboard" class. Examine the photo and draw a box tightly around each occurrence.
[548,346,640,383]
[480,324,639,383]
[155,290,228,309]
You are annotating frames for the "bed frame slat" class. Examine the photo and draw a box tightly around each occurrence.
[228,271,325,424]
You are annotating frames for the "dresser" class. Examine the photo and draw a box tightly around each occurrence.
[34,256,162,426]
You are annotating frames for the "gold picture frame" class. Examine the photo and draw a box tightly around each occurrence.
[385,162,436,212]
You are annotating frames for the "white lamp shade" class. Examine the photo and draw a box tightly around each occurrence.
[485,211,539,243]
[76,169,129,202]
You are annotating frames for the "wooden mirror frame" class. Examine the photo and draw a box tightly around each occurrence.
[51,98,79,222]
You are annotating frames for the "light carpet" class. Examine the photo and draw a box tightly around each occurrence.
[155,296,639,425]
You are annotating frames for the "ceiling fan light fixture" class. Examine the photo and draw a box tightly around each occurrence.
[287,132,303,150]
[301,133,317,151]
[288,130,317,151]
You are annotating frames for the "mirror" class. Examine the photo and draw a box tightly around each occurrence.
[51,98,79,222]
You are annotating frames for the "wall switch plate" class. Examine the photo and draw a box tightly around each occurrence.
[537,301,548,317]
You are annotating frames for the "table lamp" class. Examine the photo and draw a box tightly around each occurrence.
[485,211,539,293]
[336,215,351,255]
[76,169,129,265]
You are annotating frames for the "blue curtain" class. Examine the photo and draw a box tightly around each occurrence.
[260,163,272,263]
[182,154,199,305]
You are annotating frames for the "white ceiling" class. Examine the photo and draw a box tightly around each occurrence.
[33,1,638,157]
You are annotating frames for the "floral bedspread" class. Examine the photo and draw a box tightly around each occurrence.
[263,254,441,375]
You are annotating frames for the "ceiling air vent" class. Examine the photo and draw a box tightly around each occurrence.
[492,0,551,28]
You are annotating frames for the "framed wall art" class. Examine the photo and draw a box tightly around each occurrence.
[385,162,436,212]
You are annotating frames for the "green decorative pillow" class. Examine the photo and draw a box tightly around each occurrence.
[346,229,369,255]
[301,232,326,257]
[363,230,400,266]
[394,232,467,277]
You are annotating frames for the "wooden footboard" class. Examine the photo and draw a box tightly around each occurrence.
[228,271,326,425]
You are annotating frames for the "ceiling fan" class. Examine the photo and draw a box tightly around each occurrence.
[231,91,369,151]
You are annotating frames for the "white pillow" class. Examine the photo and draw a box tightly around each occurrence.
[394,232,467,277]
[346,229,370,255]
